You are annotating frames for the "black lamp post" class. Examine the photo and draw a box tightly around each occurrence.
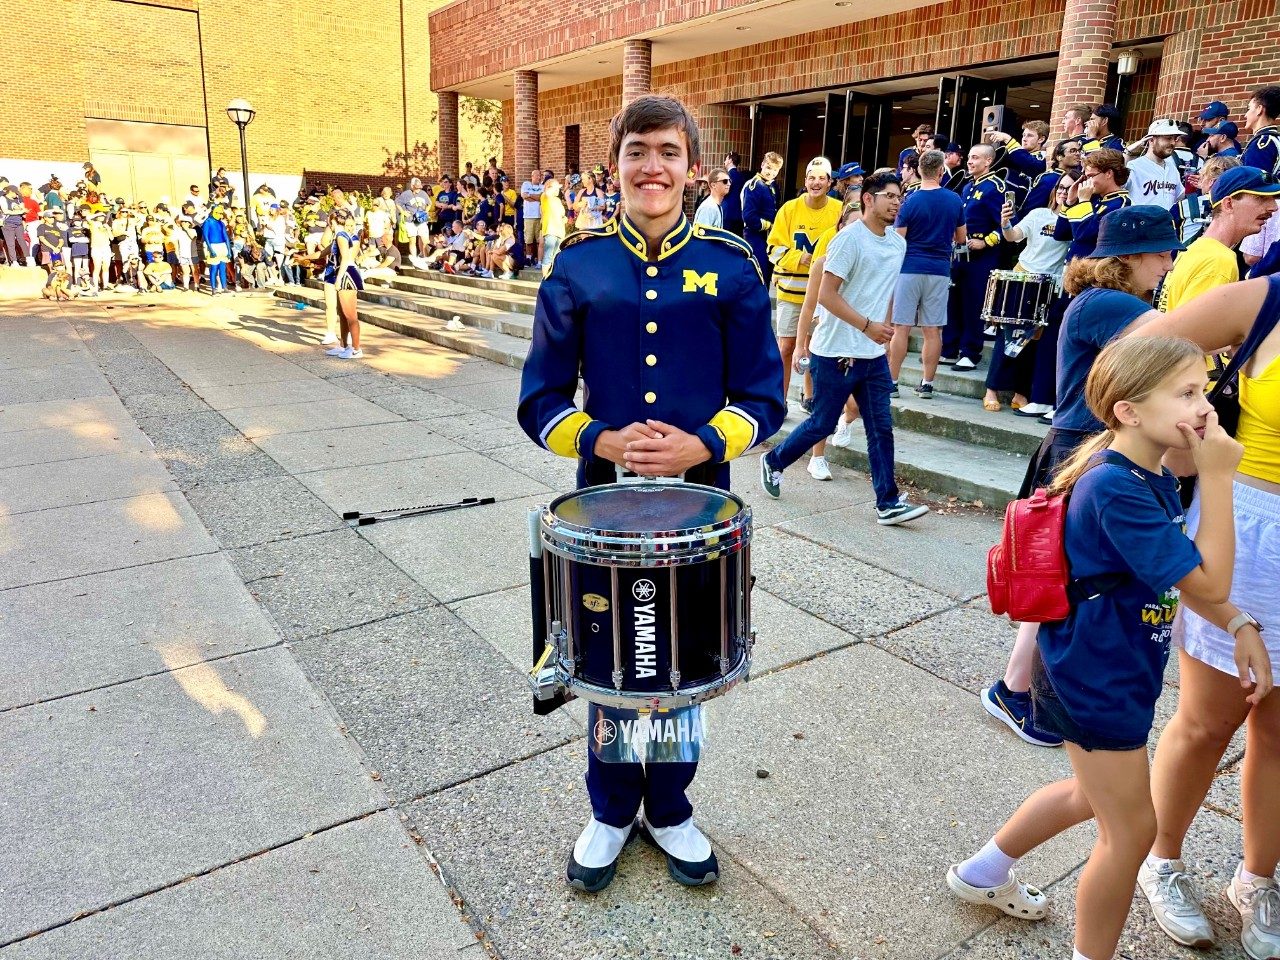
[226,98,256,221]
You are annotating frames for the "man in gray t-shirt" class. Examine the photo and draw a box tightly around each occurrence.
[759,171,929,526]
[396,177,432,259]
[520,169,545,264]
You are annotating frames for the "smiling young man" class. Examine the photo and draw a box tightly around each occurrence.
[517,93,785,895]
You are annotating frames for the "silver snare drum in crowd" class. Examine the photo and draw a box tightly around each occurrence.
[982,270,1057,358]
[528,481,754,711]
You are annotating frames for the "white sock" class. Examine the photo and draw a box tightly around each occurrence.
[1072,948,1097,960]
[1241,865,1271,885]
[1145,853,1177,872]
[957,838,1018,888]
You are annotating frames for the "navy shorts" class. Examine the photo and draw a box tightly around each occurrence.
[1030,653,1149,752]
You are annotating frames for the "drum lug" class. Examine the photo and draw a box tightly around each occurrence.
[612,668,624,690]
[669,669,681,691]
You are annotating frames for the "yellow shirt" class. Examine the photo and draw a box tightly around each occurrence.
[766,195,842,304]
[541,191,568,239]
[1160,235,1239,311]
[1237,352,1280,484]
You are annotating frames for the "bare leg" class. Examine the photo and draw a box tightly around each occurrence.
[323,282,339,339]
[339,290,360,351]
[888,325,912,381]
[1068,745,1158,960]
[993,776,1094,859]
[778,336,796,400]
[1151,650,1250,861]
[920,326,942,383]
[1003,621,1039,693]
[1242,689,1280,875]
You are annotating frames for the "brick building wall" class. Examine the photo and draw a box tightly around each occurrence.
[445,0,1280,179]
[1,0,487,179]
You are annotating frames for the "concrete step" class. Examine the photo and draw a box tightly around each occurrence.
[274,284,1030,508]
[398,267,539,299]
[321,279,536,340]
[377,274,537,316]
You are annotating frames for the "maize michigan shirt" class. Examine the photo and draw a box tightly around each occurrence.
[810,219,906,360]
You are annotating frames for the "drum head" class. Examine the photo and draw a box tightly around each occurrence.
[553,483,740,533]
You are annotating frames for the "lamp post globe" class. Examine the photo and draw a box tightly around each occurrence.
[226,98,256,127]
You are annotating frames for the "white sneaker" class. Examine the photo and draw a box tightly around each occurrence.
[945,864,1048,920]
[325,345,346,356]
[953,357,977,371]
[1227,863,1280,959]
[339,347,363,359]
[830,419,855,449]
[321,333,339,345]
[1138,858,1214,949]
[807,456,833,481]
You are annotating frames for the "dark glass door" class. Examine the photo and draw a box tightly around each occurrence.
[843,92,892,170]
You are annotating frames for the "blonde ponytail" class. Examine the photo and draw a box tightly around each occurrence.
[1048,429,1113,495]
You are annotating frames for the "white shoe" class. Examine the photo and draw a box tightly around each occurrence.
[1227,863,1280,959]
[1139,858,1214,949]
[953,357,977,371]
[325,345,346,356]
[321,333,339,345]
[807,456,833,481]
[946,864,1048,920]
[830,419,855,449]
[339,347,363,359]
[1014,402,1053,418]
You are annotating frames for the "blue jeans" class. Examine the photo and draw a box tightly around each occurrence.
[766,353,900,509]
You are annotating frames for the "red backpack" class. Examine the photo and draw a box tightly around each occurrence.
[987,488,1071,622]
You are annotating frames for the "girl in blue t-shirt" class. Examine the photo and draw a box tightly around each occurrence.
[949,335,1271,960]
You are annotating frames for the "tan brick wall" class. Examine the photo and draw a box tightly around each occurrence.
[0,0,492,178]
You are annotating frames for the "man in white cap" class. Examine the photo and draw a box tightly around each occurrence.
[1125,119,1185,211]
[765,156,840,437]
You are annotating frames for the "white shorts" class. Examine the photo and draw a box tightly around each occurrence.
[1174,480,1280,677]
[774,299,802,338]
[404,220,430,239]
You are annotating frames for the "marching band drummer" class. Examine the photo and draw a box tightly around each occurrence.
[516,94,786,894]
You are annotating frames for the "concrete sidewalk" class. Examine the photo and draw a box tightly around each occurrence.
[0,291,1250,959]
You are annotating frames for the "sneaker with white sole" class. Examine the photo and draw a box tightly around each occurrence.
[759,454,782,499]
[946,865,1048,920]
[807,456,832,481]
[830,419,855,449]
[953,357,977,371]
[339,347,363,359]
[981,680,1063,747]
[1014,402,1053,418]
[1227,863,1280,959]
[876,498,929,525]
[321,333,340,345]
[1138,858,1214,949]
[325,345,346,356]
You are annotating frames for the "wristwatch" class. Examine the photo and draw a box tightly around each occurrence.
[1226,611,1264,638]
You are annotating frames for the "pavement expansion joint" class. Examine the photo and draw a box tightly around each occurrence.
[399,736,586,809]
[0,806,390,951]
[0,548,222,595]
[0,639,284,715]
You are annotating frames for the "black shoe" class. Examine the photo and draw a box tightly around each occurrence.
[940,354,959,365]
[799,395,815,413]
[566,823,637,893]
[638,822,720,886]
[889,381,900,398]
[916,382,935,399]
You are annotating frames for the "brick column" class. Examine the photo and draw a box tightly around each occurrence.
[1152,30,1203,122]
[515,70,540,183]
[1048,0,1117,139]
[622,39,653,108]
[698,103,751,171]
[437,90,459,178]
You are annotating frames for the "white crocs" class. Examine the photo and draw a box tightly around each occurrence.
[946,865,1048,920]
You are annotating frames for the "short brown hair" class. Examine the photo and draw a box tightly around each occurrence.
[912,124,934,136]
[1083,147,1129,187]
[919,149,945,179]
[1023,120,1050,143]
[762,151,784,168]
[608,94,701,170]
[1067,103,1094,124]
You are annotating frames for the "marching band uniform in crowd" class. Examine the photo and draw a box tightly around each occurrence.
[742,173,780,284]
[517,212,785,893]
[1053,188,1132,262]
[1243,123,1280,180]
[945,171,1006,366]
[1082,132,1125,154]
[997,145,1047,210]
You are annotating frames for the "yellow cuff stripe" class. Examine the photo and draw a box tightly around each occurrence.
[545,411,592,459]
[708,409,756,461]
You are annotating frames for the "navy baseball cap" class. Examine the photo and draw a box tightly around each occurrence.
[834,162,864,180]
[1203,120,1239,139]
[1090,205,1185,258]
[1199,100,1229,122]
[946,142,964,155]
[1210,166,1280,206]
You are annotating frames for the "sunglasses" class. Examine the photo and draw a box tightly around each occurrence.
[711,178,729,185]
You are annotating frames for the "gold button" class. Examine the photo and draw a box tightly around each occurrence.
[646,266,658,277]
[646,322,658,333]
[645,289,657,300]
[646,354,657,366]
[644,391,657,403]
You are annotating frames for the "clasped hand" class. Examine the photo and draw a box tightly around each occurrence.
[595,420,711,477]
